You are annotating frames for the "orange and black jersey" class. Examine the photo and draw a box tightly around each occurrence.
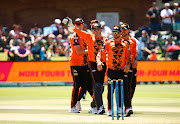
[70,33,88,66]
[73,28,107,62]
[97,38,130,70]
[122,37,136,64]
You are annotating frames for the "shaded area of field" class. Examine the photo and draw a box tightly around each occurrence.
[0,85,180,124]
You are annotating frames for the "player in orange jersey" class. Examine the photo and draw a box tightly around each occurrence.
[120,23,138,114]
[69,18,89,113]
[96,26,132,117]
[63,17,107,114]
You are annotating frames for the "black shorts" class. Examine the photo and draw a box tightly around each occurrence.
[88,61,106,85]
[71,66,88,88]
[107,68,125,80]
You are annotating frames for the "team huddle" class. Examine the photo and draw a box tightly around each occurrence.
[62,17,138,117]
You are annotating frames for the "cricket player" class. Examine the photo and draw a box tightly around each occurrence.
[69,18,89,113]
[120,23,138,114]
[96,26,132,117]
[63,17,108,114]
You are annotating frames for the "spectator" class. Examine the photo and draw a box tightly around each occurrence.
[140,30,150,43]
[160,3,173,31]
[8,34,21,61]
[50,39,58,56]
[159,35,169,57]
[14,42,30,61]
[146,2,160,35]
[58,39,67,56]
[30,35,42,61]
[138,39,145,60]
[40,39,51,61]
[9,24,27,39]
[47,34,57,56]
[137,30,149,60]
[9,34,21,52]
[100,21,112,39]
[29,23,43,41]
[0,25,7,51]
[50,18,68,41]
[173,3,180,32]
[144,35,160,60]
[164,37,176,60]
[49,19,69,56]
[166,45,180,60]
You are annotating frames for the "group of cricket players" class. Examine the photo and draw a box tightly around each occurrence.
[62,17,139,117]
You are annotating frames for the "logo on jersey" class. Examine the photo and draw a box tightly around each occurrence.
[73,69,78,76]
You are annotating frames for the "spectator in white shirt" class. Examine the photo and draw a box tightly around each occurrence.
[100,21,112,39]
[160,3,173,31]
[173,3,180,31]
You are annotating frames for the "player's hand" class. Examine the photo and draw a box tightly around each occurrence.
[62,17,75,31]
[62,17,72,25]
[123,65,130,73]
[132,60,137,68]
[97,61,104,71]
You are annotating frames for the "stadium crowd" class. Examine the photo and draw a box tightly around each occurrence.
[0,2,179,61]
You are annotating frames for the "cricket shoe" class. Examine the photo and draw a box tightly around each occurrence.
[76,101,81,111]
[69,107,80,113]
[125,107,133,117]
[88,107,97,114]
[130,107,133,114]
[97,105,105,114]
[107,110,112,116]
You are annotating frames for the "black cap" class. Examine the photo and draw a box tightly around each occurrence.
[121,23,130,29]
[112,26,121,32]
[75,18,84,24]
[91,23,102,29]
[33,23,39,27]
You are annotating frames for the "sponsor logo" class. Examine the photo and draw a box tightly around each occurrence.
[73,70,77,73]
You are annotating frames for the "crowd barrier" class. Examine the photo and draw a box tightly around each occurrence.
[0,61,179,86]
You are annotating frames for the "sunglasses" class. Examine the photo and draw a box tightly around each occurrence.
[91,28,100,31]
[113,32,120,35]
[75,23,83,26]
[122,28,128,31]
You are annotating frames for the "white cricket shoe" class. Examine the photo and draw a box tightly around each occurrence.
[76,101,81,111]
[107,110,112,116]
[125,107,133,117]
[69,107,80,113]
[88,107,97,114]
[97,105,105,114]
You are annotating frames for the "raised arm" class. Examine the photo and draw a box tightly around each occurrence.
[63,17,91,43]
[73,28,91,43]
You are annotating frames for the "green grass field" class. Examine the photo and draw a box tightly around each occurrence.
[0,85,180,124]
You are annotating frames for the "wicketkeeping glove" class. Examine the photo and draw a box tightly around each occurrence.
[62,17,75,31]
